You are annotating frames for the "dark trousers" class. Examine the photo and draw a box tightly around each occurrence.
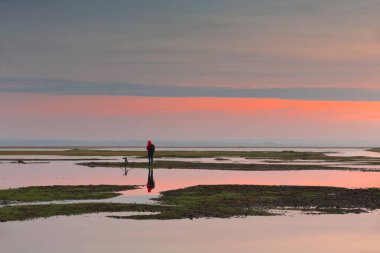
[148,153,154,164]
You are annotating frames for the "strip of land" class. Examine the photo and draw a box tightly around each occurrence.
[0,149,375,160]
[0,202,165,222]
[78,160,380,172]
[0,158,115,162]
[130,184,380,219]
[2,150,380,166]
[0,185,140,203]
[368,148,380,153]
[1,184,380,222]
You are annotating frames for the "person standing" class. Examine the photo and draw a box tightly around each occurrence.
[146,140,155,165]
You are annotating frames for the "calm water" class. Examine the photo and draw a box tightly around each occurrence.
[2,160,380,196]
[1,212,380,253]
[1,147,380,252]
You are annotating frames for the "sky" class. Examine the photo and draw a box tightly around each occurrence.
[1,0,380,146]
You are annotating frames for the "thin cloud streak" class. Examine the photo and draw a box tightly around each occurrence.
[1,78,380,101]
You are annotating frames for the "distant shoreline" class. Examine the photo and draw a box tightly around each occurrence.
[0,146,376,149]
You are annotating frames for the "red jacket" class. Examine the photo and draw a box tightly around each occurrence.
[147,141,153,152]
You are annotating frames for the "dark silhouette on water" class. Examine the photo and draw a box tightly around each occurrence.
[146,140,155,165]
[146,168,155,193]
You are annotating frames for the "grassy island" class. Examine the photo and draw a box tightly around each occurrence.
[1,184,380,222]
[368,148,380,153]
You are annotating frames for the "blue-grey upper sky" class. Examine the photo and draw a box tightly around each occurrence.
[1,1,380,145]
[1,0,380,96]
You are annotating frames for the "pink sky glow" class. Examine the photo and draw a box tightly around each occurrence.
[1,93,380,143]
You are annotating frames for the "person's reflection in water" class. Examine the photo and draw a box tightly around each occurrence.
[146,168,155,193]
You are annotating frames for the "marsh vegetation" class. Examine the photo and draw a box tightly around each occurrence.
[1,184,379,222]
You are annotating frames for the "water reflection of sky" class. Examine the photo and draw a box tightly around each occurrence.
[1,147,380,205]
[1,211,380,253]
[1,148,380,205]
[2,160,380,205]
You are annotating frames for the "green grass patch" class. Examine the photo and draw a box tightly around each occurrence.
[1,184,380,222]
[0,202,166,222]
[116,184,380,220]
[0,185,139,203]
[157,184,380,213]
[368,148,380,153]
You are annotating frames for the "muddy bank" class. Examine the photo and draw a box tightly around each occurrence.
[1,149,377,160]
[78,161,380,172]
